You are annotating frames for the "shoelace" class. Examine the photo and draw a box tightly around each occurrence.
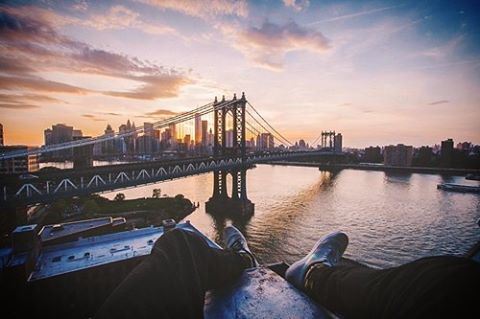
[230,239,244,251]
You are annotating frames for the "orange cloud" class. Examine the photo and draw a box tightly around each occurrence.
[0,6,192,102]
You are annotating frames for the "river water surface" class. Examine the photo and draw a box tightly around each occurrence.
[102,165,480,268]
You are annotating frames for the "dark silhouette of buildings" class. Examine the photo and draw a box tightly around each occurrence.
[44,124,83,160]
[440,138,454,167]
[383,144,413,167]
[364,146,382,163]
[0,123,3,146]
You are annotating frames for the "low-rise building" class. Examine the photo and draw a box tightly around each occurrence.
[0,145,39,174]
[383,144,413,167]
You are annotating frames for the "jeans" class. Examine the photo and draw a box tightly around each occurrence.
[97,228,480,318]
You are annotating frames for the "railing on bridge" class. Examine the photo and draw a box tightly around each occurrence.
[0,150,338,205]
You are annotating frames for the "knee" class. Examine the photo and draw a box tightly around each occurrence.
[152,228,204,251]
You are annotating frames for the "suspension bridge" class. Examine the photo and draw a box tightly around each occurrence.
[0,93,342,218]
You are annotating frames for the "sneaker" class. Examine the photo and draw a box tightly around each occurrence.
[223,225,258,268]
[285,231,349,290]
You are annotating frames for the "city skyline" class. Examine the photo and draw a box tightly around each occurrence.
[1,0,479,147]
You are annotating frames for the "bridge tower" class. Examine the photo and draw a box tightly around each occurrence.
[206,93,254,217]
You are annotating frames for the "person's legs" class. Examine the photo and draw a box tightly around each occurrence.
[96,228,249,319]
[304,256,480,319]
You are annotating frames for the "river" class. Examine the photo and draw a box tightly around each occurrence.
[101,165,480,268]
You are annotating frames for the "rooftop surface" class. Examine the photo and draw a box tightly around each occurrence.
[27,221,217,281]
[38,217,115,243]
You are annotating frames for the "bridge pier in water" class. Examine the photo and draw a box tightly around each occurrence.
[206,169,254,217]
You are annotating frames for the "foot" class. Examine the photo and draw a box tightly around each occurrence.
[223,225,258,268]
[285,231,349,290]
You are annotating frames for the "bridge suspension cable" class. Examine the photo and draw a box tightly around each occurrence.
[0,99,236,160]
[308,132,323,148]
[245,107,292,146]
[246,102,293,146]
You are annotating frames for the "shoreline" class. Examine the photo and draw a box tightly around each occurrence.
[265,161,480,175]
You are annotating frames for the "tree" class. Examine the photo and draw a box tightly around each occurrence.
[152,188,162,198]
[83,200,100,217]
[174,194,184,201]
[114,193,125,201]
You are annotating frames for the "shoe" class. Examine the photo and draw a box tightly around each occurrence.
[223,225,258,268]
[285,231,349,290]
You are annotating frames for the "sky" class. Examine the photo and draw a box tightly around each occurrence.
[0,0,479,148]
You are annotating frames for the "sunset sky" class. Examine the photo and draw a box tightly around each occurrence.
[1,0,479,148]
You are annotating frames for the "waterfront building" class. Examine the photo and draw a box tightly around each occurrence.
[364,146,382,163]
[413,146,434,167]
[383,144,413,167]
[440,138,454,167]
[457,142,472,152]
[0,145,39,174]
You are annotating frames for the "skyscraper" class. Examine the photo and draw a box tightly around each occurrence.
[144,122,154,137]
[256,133,274,150]
[0,123,3,146]
[44,124,75,159]
[169,123,176,143]
[195,113,202,144]
[201,120,208,147]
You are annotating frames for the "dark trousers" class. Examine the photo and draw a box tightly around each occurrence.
[305,256,480,318]
[98,228,480,318]
[96,228,246,319]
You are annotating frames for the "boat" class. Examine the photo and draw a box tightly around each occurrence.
[466,173,480,181]
[437,183,480,193]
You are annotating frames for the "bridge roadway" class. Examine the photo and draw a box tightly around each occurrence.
[0,150,337,206]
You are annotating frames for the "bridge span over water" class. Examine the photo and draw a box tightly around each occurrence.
[0,150,338,206]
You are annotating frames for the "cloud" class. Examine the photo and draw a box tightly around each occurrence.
[138,0,248,19]
[283,0,310,12]
[0,92,65,109]
[83,5,175,35]
[0,76,91,94]
[104,74,192,100]
[428,100,449,105]
[97,112,121,116]
[0,7,192,101]
[0,103,39,109]
[82,114,106,121]
[0,93,64,104]
[220,20,330,70]
[146,109,179,116]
